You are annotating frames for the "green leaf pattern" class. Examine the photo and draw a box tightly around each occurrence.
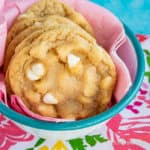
[144,49,150,82]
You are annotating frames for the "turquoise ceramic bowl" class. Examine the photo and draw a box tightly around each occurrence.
[0,23,145,134]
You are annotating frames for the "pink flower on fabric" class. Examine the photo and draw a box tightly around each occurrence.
[136,34,148,42]
[106,114,150,150]
[0,114,34,150]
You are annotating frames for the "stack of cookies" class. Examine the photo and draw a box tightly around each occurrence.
[4,0,116,120]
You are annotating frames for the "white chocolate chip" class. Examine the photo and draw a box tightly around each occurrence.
[26,63,45,81]
[43,93,58,104]
[26,70,40,81]
[31,63,45,77]
[34,22,42,27]
[67,54,80,67]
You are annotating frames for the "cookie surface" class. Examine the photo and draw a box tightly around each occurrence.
[4,15,80,71]
[5,15,81,93]
[5,30,44,97]
[6,0,93,46]
[25,0,93,35]
[6,25,116,119]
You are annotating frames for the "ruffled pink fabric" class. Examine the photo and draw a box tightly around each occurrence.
[0,0,132,122]
[0,17,7,66]
[0,73,7,105]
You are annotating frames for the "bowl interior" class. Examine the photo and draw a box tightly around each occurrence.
[0,23,145,131]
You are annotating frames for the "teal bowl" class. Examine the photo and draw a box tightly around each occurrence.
[0,23,145,137]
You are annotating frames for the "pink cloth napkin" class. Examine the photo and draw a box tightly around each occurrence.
[0,73,7,105]
[0,0,132,122]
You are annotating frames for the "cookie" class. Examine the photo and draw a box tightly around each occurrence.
[5,15,81,93]
[6,0,93,46]
[6,25,116,119]
[5,30,44,98]
[4,15,80,71]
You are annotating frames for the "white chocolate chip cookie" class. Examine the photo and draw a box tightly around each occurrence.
[6,25,116,119]
[6,0,93,47]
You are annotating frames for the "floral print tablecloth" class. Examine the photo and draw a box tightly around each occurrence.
[0,35,150,150]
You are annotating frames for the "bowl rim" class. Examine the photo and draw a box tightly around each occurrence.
[0,23,145,131]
